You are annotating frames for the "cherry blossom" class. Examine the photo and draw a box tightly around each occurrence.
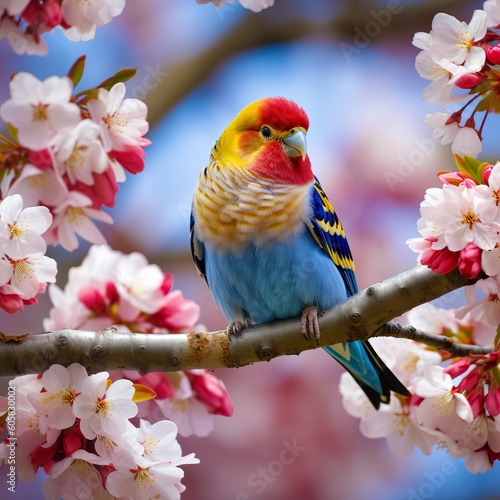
[425,184,498,251]
[0,73,80,151]
[53,119,109,185]
[414,366,474,434]
[114,252,167,315]
[87,82,149,152]
[484,0,500,27]
[30,364,88,431]
[62,0,126,41]
[415,53,473,105]
[106,421,199,500]
[4,165,68,208]
[450,126,483,157]
[50,191,113,251]
[0,194,51,260]
[43,450,110,500]
[420,10,488,71]
[73,372,138,440]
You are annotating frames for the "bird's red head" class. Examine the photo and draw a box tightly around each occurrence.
[213,97,314,186]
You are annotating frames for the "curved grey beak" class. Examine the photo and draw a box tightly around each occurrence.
[283,129,307,160]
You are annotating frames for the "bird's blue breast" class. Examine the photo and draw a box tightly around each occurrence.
[204,230,348,324]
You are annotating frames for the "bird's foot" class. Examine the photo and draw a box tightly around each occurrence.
[226,318,253,335]
[301,306,320,341]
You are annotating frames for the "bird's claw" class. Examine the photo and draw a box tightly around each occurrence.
[226,318,253,335]
[301,306,320,341]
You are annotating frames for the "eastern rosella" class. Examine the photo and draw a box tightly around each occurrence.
[190,97,409,408]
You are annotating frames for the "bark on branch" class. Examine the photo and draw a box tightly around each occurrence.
[0,265,488,377]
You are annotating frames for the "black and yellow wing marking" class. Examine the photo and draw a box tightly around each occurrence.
[307,176,358,297]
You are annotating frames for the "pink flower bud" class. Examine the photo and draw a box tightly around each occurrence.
[421,247,459,274]
[482,165,494,185]
[465,387,484,419]
[106,281,119,304]
[161,273,173,295]
[438,171,477,187]
[486,383,500,417]
[456,367,481,392]
[63,424,85,456]
[30,440,58,474]
[78,286,107,313]
[444,358,471,378]
[188,371,234,417]
[455,72,485,89]
[0,292,25,314]
[22,0,63,29]
[485,44,500,65]
[28,149,52,169]
[109,144,148,174]
[458,243,482,278]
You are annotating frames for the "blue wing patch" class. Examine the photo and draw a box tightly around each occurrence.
[307,177,358,297]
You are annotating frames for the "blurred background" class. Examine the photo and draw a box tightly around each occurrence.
[1,0,500,498]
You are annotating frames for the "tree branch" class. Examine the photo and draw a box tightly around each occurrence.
[0,265,487,377]
[373,322,493,357]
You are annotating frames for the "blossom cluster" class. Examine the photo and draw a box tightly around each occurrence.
[196,0,274,12]
[0,57,150,252]
[0,364,199,500]
[0,0,125,56]
[408,155,500,328]
[414,0,500,157]
[44,244,234,437]
[341,303,500,474]
[0,194,57,313]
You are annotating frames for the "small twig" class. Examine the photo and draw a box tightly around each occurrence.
[374,322,494,357]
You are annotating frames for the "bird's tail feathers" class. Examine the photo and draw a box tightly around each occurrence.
[324,340,410,410]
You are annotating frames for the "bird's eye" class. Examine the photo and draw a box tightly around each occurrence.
[261,126,272,139]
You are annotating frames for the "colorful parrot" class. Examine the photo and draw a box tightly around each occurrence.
[190,97,409,408]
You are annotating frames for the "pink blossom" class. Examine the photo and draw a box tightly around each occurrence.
[414,366,473,435]
[484,0,500,27]
[0,73,80,150]
[431,184,498,251]
[53,119,108,185]
[87,82,149,152]
[0,194,52,260]
[5,164,68,208]
[73,372,137,440]
[62,0,126,41]
[51,191,113,251]
[428,11,488,71]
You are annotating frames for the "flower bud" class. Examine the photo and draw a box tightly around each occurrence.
[458,243,482,279]
[485,44,500,65]
[444,358,471,378]
[482,165,494,185]
[455,72,485,89]
[421,247,459,274]
[188,371,234,417]
[486,383,500,417]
